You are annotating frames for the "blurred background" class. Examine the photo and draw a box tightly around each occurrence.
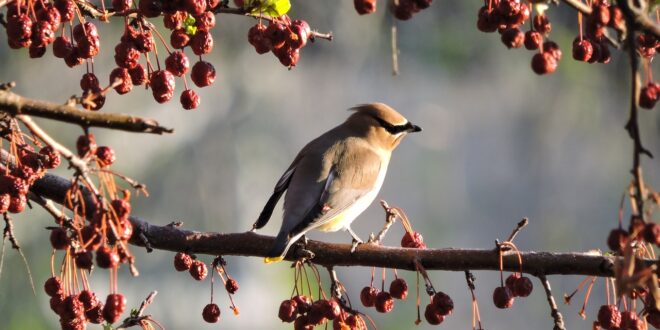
[1,1,660,329]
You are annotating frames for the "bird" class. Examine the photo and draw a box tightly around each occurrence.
[252,103,421,263]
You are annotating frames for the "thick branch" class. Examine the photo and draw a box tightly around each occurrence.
[0,90,173,134]
[560,0,660,38]
[28,173,652,277]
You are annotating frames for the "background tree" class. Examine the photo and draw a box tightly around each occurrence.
[0,0,659,329]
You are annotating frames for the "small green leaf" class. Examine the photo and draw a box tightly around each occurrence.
[247,0,291,18]
[185,25,197,36]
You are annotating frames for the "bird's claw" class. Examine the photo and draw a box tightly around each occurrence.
[350,238,363,253]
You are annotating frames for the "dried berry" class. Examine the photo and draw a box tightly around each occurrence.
[572,39,593,62]
[401,231,426,248]
[646,309,660,329]
[50,227,70,250]
[322,299,341,320]
[513,276,533,297]
[109,67,133,95]
[61,294,85,320]
[170,28,190,49]
[129,64,148,86]
[196,11,216,31]
[75,250,94,270]
[112,0,132,12]
[354,0,377,15]
[39,146,61,169]
[294,315,314,330]
[533,14,551,35]
[44,276,64,297]
[225,278,239,294]
[103,293,126,324]
[165,51,190,77]
[180,89,200,110]
[307,300,328,325]
[202,303,221,323]
[8,194,26,213]
[248,23,270,54]
[174,252,193,271]
[114,42,140,69]
[389,278,408,300]
[76,134,97,157]
[640,83,659,109]
[191,61,216,87]
[360,286,378,307]
[597,304,622,329]
[191,30,213,55]
[501,28,524,49]
[50,292,65,315]
[607,228,629,252]
[185,0,207,16]
[493,286,514,309]
[150,70,176,103]
[432,291,454,315]
[79,289,99,310]
[266,22,288,50]
[424,303,445,325]
[96,146,116,166]
[524,30,542,50]
[189,259,208,280]
[278,299,298,322]
[375,291,394,313]
[531,52,557,75]
[111,197,131,220]
[505,273,520,293]
[96,246,120,269]
[138,0,162,17]
[644,222,660,245]
[293,295,312,314]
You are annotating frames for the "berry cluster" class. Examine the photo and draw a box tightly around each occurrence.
[476,0,624,75]
[492,273,533,309]
[174,251,208,280]
[247,17,311,68]
[359,277,409,313]
[424,291,454,325]
[278,295,351,329]
[607,216,659,255]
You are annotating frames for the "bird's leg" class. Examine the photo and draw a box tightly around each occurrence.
[346,227,363,253]
[294,235,315,259]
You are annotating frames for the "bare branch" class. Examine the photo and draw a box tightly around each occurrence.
[0,90,173,134]
[27,172,653,277]
[538,274,566,330]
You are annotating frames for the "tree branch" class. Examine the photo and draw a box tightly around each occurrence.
[0,89,173,134]
[28,172,653,277]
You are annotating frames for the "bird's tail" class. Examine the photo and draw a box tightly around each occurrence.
[264,231,291,264]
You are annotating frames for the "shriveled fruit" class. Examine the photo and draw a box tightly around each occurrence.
[202,303,221,323]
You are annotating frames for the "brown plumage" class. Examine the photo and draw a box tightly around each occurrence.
[252,103,421,263]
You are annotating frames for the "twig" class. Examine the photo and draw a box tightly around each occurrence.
[27,192,73,227]
[3,213,36,295]
[368,200,398,244]
[560,0,592,15]
[538,274,566,330]
[0,90,173,134]
[506,218,529,243]
[391,16,399,76]
[115,291,160,329]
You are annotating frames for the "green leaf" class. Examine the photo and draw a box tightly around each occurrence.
[247,0,291,18]
[185,25,198,36]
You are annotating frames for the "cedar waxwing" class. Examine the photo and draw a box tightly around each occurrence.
[252,103,421,263]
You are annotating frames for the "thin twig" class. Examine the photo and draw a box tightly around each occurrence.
[368,200,398,244]
[115,291,159,329]
[506,217,529,243]
[3,213,36,295]
[538,274,566,330]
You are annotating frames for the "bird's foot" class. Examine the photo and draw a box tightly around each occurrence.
[350,238,363,253]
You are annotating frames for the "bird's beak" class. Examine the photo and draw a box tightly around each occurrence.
[408,123,422,133]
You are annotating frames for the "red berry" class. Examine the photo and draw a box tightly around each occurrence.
[432,291,454,315]
[102,293,126,324]
[196,11,216,31]
[572,39,593,62]
[111,197,131,220]
[375,291,394,313]
[80,73,100,92]
[170,28,190,49]
[96,146,116,166]
[424,303,445,325]
[114,42,140,69]
[266,22,288,50]
[354,0,377,15]
[37,4,62,31]
[389,278,408,300]
[191,30,213,55]
[646,309,660,329]
[138,0,162,17]
[543,41,562,60]
[50,292,65,315]
[55,0,75,22]
[289,23,309,50]
[50,228,70,250]
[6,14,33,45]
[185,0,207,16]
[597,304,622,329]
[513,276,533,297]
[505,273,520,294]
[294,315,314,330]
[501,28,524,49]
[72,22,98,43]
[165,51,190,77]
[75,250,94,270]
[96,246,119,269]
[189,259,208,280]
[524,30,542,50]
[191,61,216,87]
[164,11,186,30]
[174,252,193,271]
[493,286,514,309]
[61,294,85,320]
[640,83,659,109]
[322,299,341,320]
[86,303,104,324]
[109,68,133,95]
[293,295,312,314]
[8,194,26,213]
[150,70,176,103]
[401,231,426,248]
[644,222,660,245]
[112,0,133,12]
[202,303,221,323]
[307,300,328,325]
[31,21,55,47]
[44,276,64,297]
[248,23,270,54]
[0,194,9,213]
[180,89,200,110]
[533,14,551,34]
[52,36,73,58]
[129,64,148,85]
[360,286,378,307]
[278,299,298,322]
[531,52,557,75]
[79,289,100,310]
[607,228,629,252]
[225,278,239,294]
[134,32,155,53]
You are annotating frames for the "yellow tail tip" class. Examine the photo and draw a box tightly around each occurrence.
[264,256,284,264]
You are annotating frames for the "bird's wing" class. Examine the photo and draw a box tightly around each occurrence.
[289,140,383,234]
[252,161,297,230]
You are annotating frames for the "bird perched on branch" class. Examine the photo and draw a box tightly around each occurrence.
[252,103,421,263]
